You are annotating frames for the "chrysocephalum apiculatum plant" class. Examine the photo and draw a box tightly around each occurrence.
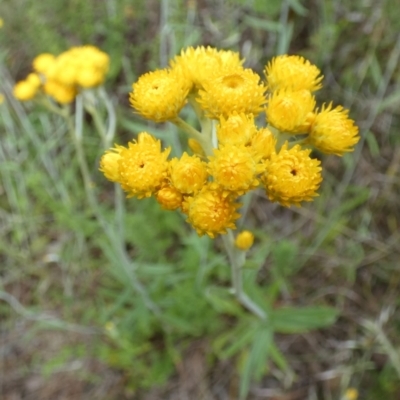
[100,46,359,319]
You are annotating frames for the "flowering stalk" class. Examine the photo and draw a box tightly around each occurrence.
[222,230,266,319]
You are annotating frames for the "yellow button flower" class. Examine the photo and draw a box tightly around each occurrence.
[235,230,254,250]
[197,69,266,119]
[99,146,124,182]
[265,55,323,92]
[118,132,171,199]
[266,89,316,133]
[130,68,190,122]
[184,185,241,238]
[170,152,208,194]
[307,103,360,156]
[170,46,243,90]
[32,53,56,75]
[156,186,183,210]
[43,80,77,104]
[208,144,265,195]
[250,128,277,160]
[262,143,322,207]
[217,113,257,146]
[13,80,39,101]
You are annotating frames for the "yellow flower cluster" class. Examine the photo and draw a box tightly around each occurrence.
[13,45,109,104]
[101,46,360,238]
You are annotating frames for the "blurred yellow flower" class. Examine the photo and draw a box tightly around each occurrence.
[208,144,264,195]
[262,143,322,207]
[117,132,170,199]
[13,80,39,101]
[266,89,316,133]
[198,69,266,119]
[307,103,360,156]
[170,152,208,194]
[156,186,183,210]
[235,230,254,250]
[265,55,323,92]
[184,185,241,238]
[343,388,358,400]
[217,113,257,146]
[99,146,124,182]
[250,128,276,160]
[43,80,76,104]
[0,93,4,104]
[170,46,243,90]
[130,68,190,122]
[33,53,56,75]
[0,18,3,28]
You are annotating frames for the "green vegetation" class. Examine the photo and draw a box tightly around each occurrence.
[1,0,400,399]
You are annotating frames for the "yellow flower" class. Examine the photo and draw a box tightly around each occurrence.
[43,80,77,104]
[170,46,243,90]
[266,89,316,133]
[307,103,360,156]
[43,46,109,88]
[118,132,171,199]
[0,94,4,104]
[26,73,41,88]
[76,68,104,88]
[265,55,323,92]
[197,69,266,119]
[217,113,257,146]
[208,144,264,195]
[99,146,124,182]
[184,185,241,237]
[32,53,56,75]
[250,128,276,160]
[170,152,208,194]
[235,230,254,250]
[156,186,183,210]
[262,143,322,207]
[344,388,358,400]
[130,68,190,122]
[13,79,39,101]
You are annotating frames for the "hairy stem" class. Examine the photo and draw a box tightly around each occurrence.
[222,230,267,320]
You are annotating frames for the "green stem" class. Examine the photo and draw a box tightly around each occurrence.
[64,104,163,320]
[172,116,214,156]
[222,230,267,320]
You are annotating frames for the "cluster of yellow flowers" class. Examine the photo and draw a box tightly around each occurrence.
[13,45,109,103]
[100,46,359,239]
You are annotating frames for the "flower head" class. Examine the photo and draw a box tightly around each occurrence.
[43,80,77,104]
[235,230,254,250]
[13,73,41,101]
[265,55,323,92]
[266,89,315,133]
[262,143,322,207]
[117,132,171,198]
[184,185,241,237]
[208,144,265,195]
[217,113,257,146]
[197,69,266,119]
[250,128,276,160]
[170,152,208,194]
[33,53,56,75]
[156,186,183,210]
[99,146,124,182]
[307,103,360,156]
[170,46,243,90]
[130,68,190,122]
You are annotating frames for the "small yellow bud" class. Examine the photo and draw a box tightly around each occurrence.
[13,80,38,101]
[235,230,254,250]
[344,388,358,400]
[188,138,205,156]
[99,148,122,182]
[156,186,183,210]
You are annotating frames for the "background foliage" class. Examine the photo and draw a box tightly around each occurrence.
[1,0,400,399]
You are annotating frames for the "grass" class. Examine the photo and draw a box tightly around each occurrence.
[1,0,400,399]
